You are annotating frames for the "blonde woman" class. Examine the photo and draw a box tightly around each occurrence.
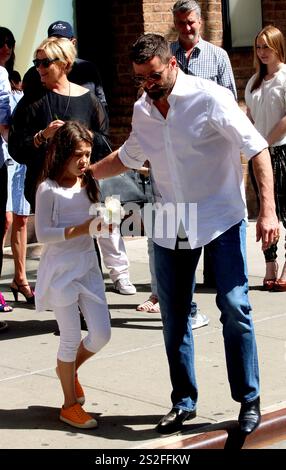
[245,25,286,291]
[9,36,109,211]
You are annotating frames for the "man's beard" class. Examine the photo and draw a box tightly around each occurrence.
[144,85,170,101]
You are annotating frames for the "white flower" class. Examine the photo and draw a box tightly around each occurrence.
[104,196,125,224]
[89,196,125,238]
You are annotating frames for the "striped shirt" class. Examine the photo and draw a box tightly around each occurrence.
[170,37,237,99]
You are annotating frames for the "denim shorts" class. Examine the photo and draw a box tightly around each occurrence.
[6,158,30,216]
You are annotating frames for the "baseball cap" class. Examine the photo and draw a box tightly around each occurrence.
[47,21,74,39]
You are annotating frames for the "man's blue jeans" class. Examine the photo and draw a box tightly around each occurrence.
[147,236,198,316]
[154,220,259,411]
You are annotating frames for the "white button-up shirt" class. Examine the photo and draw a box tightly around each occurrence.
[119,69,267,250]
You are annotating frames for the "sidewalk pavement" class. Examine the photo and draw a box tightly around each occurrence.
[0,220,286,450]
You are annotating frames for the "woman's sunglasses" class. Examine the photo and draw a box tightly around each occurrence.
[33,58,59,68]
[0,39,15,49]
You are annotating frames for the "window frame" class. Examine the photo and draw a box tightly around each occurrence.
[222,0,262,51]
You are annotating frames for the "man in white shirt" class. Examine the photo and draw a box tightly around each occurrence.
[89,34,279,435]
[171,0,237,293]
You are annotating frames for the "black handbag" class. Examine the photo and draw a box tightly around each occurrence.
[99,170,152,204]
[96,136,152,204]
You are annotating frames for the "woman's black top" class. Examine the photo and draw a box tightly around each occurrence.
[8,90,109,210]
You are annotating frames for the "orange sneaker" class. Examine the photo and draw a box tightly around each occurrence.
[60,403,98,429]
[75,372,85,405]
[56,368,85,405]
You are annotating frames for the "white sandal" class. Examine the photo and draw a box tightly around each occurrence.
[136,295,159,313]
[148,302,160,313]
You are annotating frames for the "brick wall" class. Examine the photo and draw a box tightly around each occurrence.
[263,0,286,32]
[142,0,174,34]
[108,0,280,218]
[109,0,223,146]
[108,1,145,148]
[142,0,223,42]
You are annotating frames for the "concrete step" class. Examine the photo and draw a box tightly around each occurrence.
[151,406,286,450]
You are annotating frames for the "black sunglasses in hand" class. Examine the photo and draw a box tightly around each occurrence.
[33,58,59,68]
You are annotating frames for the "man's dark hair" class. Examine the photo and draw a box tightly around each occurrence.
[130,33,172,65]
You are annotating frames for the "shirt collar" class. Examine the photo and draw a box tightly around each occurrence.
[140,69,186,113]
[168,68,187,103]
[173,36,205,55]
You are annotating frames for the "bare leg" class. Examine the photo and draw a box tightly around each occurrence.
[2,211,12,248]
[57,359,77,409]
[264,260,278,280]
[75,340,95,371]
[57,342,94,407]
[11,214,28,284]
[10,214,33,299]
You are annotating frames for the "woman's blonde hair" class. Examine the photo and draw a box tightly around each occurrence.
[34,36,76,74]
[251,25,286,92]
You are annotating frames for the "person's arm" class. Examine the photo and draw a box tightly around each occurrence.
[8,97,41,165]
[90,123,146,177]
[251,148,280,250]
[266,115,286,146]
[35,181,94,243]
[8,95,63,161]
[217,50,237,100]
[90,93,110,162]
[0,67,11,142]
[35,182,65,243]
[89,150,129,179]
[64,220,94,240]
[246,106,254,124]
[33,119,65,148]
[0,124,8,142]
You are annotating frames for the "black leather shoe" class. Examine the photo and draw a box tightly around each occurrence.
[238,397,261,434]
[156,407,196,434]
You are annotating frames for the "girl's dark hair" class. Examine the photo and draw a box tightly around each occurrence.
[42,121,100,203]
[0,27,15,73]
[251,25,286,92]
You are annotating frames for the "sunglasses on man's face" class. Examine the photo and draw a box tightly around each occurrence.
[0,39,15,49]
[132,64,169,87]
[33,57,59,68]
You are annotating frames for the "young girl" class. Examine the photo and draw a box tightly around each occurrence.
[35,121,111,429]
[245,25,286,291]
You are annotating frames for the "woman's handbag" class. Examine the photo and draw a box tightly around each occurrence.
[99,170,152,205]
[95,136,152,205]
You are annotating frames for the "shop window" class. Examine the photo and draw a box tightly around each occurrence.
[222,0,262,50]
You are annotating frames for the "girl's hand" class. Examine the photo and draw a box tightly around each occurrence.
[88,216,113,237]
[64,218,94,239]
[82,217,95,234]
